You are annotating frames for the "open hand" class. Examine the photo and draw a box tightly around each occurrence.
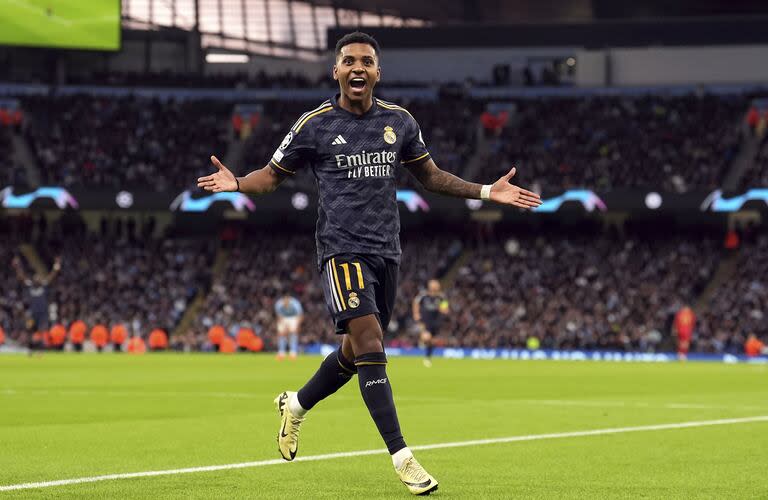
[197,156,238,192]
[489,167,542,209]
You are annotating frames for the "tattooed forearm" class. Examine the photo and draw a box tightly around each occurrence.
[409,159,483,199]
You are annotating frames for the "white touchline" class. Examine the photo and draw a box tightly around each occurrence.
[1,415,767,492]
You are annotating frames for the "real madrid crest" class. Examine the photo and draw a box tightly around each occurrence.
[383,126,397,145]
[348,292,360,308]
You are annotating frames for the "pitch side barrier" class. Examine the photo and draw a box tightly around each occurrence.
[307,344,767,364]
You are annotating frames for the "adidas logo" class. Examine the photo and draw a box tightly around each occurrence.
[331,135,347,145]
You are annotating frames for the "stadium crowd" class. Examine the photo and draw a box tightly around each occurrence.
[2,220,766,356]
[739,138,768,190]
[23,95,230,191]
[697,233,768,353]
[9,92,754,195]
[194,230,458,349]
[441,232,719,351]
[2,223,214,347]
[484,95,746,193]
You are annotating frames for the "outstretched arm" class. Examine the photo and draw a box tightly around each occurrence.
[46,256,61,283]
[412,296,422,322]
[12,257,27,282]
[408,159,541,209]
[197,156,284,195]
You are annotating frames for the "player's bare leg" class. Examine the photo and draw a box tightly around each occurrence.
[347,314,438,495]
[276,330,287,361]
[288,326,299,360]
[420,329,433,368]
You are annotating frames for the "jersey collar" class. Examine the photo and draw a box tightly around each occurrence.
[331,93,378,118]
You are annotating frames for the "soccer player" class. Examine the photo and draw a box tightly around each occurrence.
[197,31,541,495]
[413,279,449,367]
[12,255,60,352]
[674,305,696,361]
[274,294,303,360]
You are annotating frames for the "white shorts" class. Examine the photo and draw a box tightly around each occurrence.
[277,317,300,335]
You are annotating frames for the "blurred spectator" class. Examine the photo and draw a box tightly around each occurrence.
[110,324,128,352]
[148,328,169,351]
[90,324,109,352]
[744,334,766,357]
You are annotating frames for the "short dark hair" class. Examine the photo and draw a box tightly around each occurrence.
[334,31,380,59]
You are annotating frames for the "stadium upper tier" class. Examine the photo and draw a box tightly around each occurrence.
[23,96,230,192]
[12,92,754,193]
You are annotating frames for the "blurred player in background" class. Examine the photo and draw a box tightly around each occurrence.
[674,305,696,361]
[274,294,303,360]
[197,31,541,495]
[412,279,449,367]
[12,255,60,353]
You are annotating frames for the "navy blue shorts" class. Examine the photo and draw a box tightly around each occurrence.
[31,311,49,332]
[320,254,398,335]
[422,319,441,336]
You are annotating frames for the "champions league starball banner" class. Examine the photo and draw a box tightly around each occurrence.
[3,185,768,216]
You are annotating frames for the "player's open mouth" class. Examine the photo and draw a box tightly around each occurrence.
[349,77,367,92]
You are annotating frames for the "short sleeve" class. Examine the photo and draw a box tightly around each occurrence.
[400,114,431,167]
[270,125,316,176]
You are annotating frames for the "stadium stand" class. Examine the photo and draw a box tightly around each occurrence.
[27,232,215,341]
[23,96,230,191]
[485,95,747,192]
[697,233,768,352]
[739,138,768,190]
[195,230,457,349]
[444,231,721,351]
[14,92,751,193]
[0,126,31,188]
[6,220,765,355]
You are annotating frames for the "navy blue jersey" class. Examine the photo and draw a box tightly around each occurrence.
[24,279,49,314]
[416,293,446,325]
[270,94,430,269]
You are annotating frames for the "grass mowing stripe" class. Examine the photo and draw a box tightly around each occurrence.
[2,415,767,492]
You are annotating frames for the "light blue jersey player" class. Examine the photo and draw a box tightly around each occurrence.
[275,295,303,360]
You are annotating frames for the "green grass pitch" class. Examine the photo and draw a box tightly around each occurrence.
[0,0,119,51]
[1,354,767,498]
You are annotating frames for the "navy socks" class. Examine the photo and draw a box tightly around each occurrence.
[355,351,407,454]
[296,347,356,410]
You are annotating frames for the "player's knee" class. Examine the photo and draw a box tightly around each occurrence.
[347,315,383,354]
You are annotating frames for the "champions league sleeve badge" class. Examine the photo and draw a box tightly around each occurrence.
[280,131,294,150]
[383,126,397,145]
